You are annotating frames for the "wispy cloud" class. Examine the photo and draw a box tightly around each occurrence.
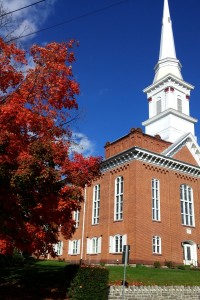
[3,0,58,41]
[70,132,95,157]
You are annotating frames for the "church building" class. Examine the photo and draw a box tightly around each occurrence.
[57,0,200,266]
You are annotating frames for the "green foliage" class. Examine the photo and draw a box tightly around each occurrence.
[177,265,186,270]
[164,261,175,269]
[64,264,80,287]
[153,261,161,269]
[107,265,200,286]
[0,249,26,267]
[68,266,109,300]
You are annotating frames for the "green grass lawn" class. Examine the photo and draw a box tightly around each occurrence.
[1,261,200,299]
[0,260,68,300]
[107,265,200,286]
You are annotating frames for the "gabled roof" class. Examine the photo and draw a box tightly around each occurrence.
[162,133,200,166]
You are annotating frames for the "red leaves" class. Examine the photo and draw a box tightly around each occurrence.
[0,38,101,255]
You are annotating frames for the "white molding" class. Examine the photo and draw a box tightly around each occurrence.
[101,146,200,177]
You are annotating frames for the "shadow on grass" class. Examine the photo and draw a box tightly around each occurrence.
[0,260,74,300]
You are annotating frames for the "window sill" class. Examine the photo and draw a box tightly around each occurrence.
[92,223,99,226]
[113,219,123,223]
[182,224,195,228]
[152,220,161,223]
[153,253,162,256]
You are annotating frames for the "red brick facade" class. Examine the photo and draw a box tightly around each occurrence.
[55,129,200,266]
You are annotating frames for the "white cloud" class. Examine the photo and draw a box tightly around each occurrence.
[3,0,58,42]
[70,132,95,157]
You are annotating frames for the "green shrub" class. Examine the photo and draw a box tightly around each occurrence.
[154,261,161,268]
[64,264,80,287]
[68,266,109,300]
[177,265,185,270]
[165,261,175,269]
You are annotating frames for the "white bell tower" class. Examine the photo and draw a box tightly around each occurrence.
[142,0,197,142]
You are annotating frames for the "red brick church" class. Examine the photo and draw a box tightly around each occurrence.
[55,0,200,266]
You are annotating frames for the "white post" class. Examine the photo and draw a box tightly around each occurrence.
[122,246,128,300]
[80,184,87,264]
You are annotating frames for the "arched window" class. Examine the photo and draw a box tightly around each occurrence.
[152,236,161,254]
[109,234,127,253]
[87,237,102,254]
[74,210,80,228]
[180,184,194,226]
[177,96,182,113]
[156,97,162,115]
[92,184,100,224]
[152,178,160,221]
[115,176,124,221]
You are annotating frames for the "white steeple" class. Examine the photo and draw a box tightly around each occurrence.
[154,0,182,82]
[142,0,197,143]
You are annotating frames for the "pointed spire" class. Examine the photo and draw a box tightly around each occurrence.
[154,0,182,82]
[159,0,176,60]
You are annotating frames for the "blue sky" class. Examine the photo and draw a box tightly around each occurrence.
[5,0,200,158]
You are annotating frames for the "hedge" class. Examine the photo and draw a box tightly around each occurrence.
[68,265,109,300]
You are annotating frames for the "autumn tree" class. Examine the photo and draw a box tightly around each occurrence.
[0,37,101,256]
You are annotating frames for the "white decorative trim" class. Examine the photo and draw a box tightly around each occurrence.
[101,146,200,177]
[142,108,197,127]
[143,74,194,95]
[162,133,200,166]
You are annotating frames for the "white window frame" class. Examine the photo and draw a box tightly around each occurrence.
[74,210,80,228]
[180,184,195,227]
[53,241,63,256]
[152,178,160,221]
[109,234,127,253]
[86,237,102,254]
[68,239,80,255]
[152,236,161,254]
[114,176,124,221]
[92,184,100,225]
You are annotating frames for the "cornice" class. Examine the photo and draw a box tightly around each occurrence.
[101,146,200,177]
[142,108,197,127]
[143,74,194,94]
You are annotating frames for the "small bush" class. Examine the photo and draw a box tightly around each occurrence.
[154,261,161,268]
[68,265,109,300]
[165,261,175,269]
[177,265,185,270]
[64,264,80,287]
[136,264,144,268]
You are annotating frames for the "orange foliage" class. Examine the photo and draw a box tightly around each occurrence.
[0,38,101,255]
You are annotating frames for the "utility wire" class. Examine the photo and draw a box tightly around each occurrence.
[0,0,46,17]
[7,0,130,43]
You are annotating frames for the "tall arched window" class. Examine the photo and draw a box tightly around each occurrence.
[156,97,162,115]
[152,178,160,221]
[177,96,182,113]
[180,184,195,226]
[115,176,124,221]
[92,184,100,224]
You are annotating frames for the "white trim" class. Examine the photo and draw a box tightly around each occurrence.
[101,146,200,177]
[152,178,160,221]
[152,236,162,254]
[114,176,124,221]
[92,184,100,225]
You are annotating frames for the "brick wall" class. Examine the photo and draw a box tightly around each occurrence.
[108,286,200,299]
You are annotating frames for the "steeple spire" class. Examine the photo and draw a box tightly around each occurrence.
[142,0,197,143]
[159,0,176,60]
[154,0,182,82]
